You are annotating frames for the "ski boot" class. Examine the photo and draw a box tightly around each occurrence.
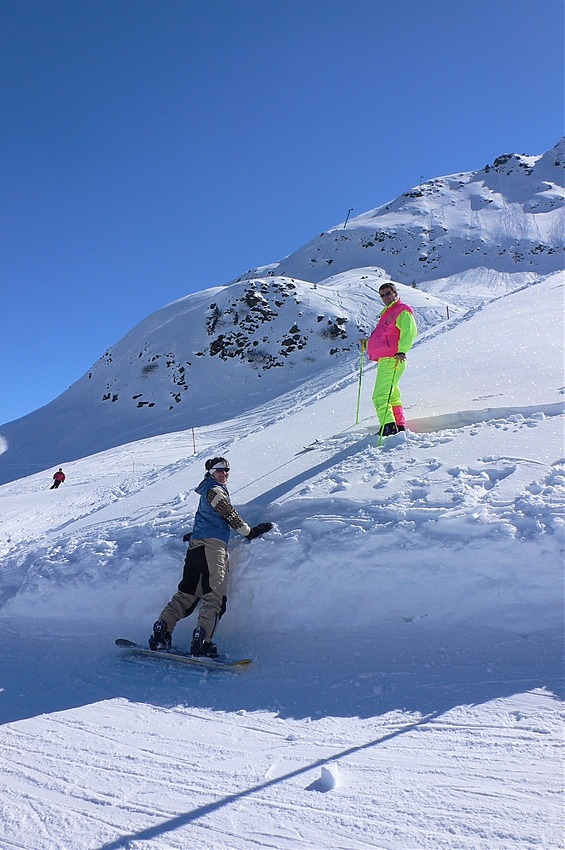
[380,422,398,437]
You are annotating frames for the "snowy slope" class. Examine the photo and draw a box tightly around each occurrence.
[0,271,563,849]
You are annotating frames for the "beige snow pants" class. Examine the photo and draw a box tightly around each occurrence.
[158,537,229,642]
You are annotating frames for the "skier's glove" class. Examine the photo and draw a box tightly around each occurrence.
[182,532,192,542]
[246,522,274,540]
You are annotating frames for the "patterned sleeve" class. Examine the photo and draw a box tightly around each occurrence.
[207,486,252,537]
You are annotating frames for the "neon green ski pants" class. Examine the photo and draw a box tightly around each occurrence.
[372,357,406,427]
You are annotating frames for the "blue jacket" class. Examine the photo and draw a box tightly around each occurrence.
[192,476,231,544]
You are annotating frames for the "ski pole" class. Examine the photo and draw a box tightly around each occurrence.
[355,339,367,425]
[377,358,399,447]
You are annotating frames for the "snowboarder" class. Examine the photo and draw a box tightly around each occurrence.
[50,468,66,489]
[365,282,418,436]
[149,457,273,657]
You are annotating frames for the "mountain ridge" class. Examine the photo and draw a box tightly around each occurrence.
[237,138,564,296]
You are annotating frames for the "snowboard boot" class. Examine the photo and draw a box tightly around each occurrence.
[190,626,219,658]
[380,422,398,437]
[148,620,172,651]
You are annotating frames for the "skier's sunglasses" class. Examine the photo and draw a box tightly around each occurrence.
[379,289,394,297]
[211,467,230,473]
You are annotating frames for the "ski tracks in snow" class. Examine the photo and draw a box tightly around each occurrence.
[0,687,561,850]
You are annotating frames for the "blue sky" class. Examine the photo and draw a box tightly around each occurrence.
[1,0,563,425]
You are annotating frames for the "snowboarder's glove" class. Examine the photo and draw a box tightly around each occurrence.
[247,522,273,540]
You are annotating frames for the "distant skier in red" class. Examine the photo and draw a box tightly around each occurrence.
[50,468,66,489]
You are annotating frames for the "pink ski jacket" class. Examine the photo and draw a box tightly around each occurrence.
[367,300,417,361]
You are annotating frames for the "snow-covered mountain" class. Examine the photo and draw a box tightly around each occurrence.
[0,139,563,485]
[0,273,456,485]
[238,138,564,301]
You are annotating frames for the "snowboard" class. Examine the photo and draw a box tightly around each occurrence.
[115,638,252,671]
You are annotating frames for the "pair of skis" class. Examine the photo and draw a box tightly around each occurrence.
[299,426,407,454]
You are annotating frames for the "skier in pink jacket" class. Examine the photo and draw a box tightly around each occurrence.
[366,282,418,437]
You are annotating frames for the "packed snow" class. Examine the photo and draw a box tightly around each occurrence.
[0,266,563,849]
